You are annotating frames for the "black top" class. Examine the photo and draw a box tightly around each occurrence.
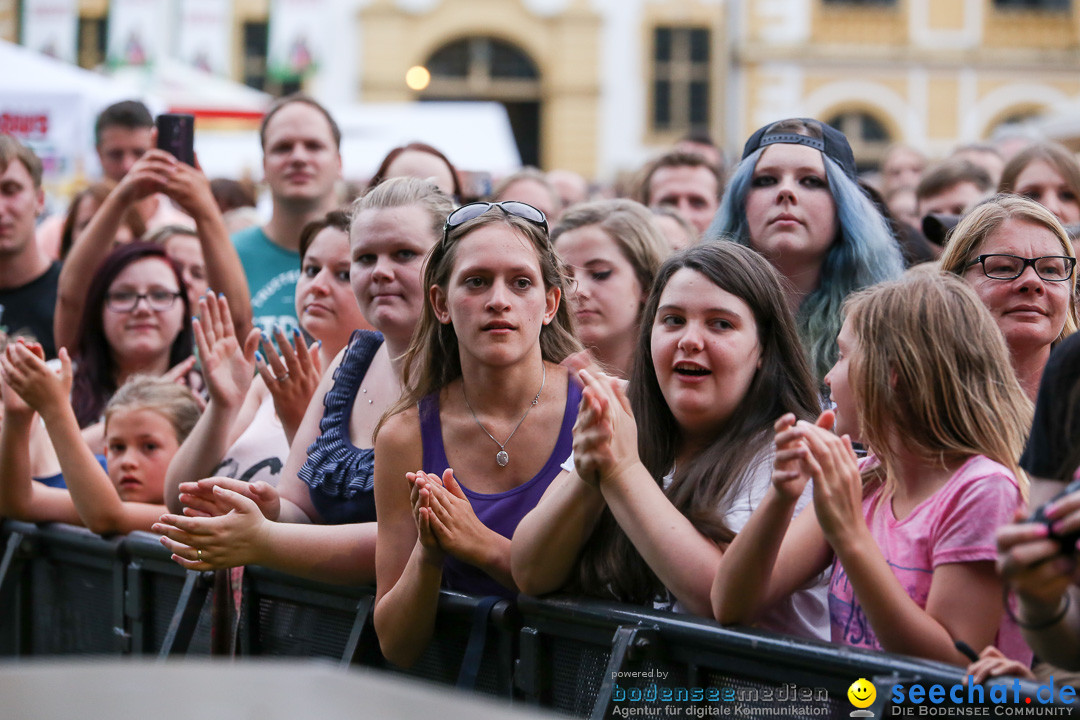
[1020,333,1080,481]
[0,260,60,358]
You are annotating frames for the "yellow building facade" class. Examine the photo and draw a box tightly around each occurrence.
[738,0,1080,169]
[15,0,1080,179]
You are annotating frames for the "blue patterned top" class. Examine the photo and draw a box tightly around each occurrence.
[297,329,383,525]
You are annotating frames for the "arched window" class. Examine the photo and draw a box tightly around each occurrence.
[426,37,539,86]
[421,37,541,166]
[825,110,892,171]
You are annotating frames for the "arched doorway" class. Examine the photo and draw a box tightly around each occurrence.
[825,110,892,172]
[420,36,542,167]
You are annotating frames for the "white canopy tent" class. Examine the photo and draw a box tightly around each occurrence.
[191,101,522,185]
[0,40,145,186]
[3,39,521,198]
[333,102,522,180]
[108,59,273,118]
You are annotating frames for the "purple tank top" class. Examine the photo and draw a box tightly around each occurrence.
[417,378,581,598]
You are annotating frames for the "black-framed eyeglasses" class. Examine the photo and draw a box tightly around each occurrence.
[966,254,1076,283]
[105,288,184,313]
[442,201,548,243]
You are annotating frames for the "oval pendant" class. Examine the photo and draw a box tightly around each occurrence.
[496,450,509,467]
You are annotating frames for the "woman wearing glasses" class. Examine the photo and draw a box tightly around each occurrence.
[71,242,197,429]
[372,200,581,667]
[940,194,1078,401]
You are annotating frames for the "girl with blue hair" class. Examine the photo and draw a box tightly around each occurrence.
[706,118,903,383]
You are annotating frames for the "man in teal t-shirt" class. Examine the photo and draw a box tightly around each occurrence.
[235,94,343,334]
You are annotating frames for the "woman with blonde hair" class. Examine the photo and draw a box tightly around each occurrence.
[154,178,451,583]
[939,194,1077,400]
[374,200,581,667]
[552,199,670,377]
[712,271,1033,664]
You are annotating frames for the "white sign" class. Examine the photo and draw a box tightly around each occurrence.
[267,0,326,80]
[21,0,78,63]
[177,0,231,75]
[107,0,171,67]
[2,94,87,178]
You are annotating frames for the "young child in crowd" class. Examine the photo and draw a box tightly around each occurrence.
[0,340,200,535]
[711,271,1034,665]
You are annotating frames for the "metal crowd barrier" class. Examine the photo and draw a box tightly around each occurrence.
[2,520,1074,719]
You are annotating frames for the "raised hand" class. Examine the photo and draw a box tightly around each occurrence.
[0,354,35,421]
[256,325,322,434]
[415,468,494,567]
[1,342,72,420]
[161,355,199,386]
[572,380,610,487]
[161,157,216,220]
[194,292,258,409]
[408,469,446,563]
[114,149,177,205]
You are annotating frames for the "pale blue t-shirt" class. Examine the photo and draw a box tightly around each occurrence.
[232,226,301,335]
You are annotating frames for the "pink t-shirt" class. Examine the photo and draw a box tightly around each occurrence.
[828,454,1032,664]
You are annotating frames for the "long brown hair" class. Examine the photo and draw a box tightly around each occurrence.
[572,242,820,604]
[377,208,582,436]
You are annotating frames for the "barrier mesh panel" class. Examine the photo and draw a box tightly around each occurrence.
[393,618,469,686]
[30,560,115,654]
[252,598,354,659]
[549,636,610,716]
[0,561,23,655]
[472,639,507,697]
[142,574,213,655]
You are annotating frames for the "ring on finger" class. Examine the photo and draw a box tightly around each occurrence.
[197,548,203,562]
[276,372,290,382]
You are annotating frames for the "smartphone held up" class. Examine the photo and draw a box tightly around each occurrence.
[156,113,195,166]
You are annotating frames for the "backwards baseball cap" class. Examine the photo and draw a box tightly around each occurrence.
[741,118,858,182]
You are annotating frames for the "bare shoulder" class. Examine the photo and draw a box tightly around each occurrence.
[374,407,423,494]
[374,405,421,455]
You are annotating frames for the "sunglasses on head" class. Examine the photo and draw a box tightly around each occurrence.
[442,201,548,243]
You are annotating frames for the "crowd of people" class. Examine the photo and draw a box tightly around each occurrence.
[2,95,1080,685]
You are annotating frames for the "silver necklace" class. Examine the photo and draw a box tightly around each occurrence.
[462,362,546,468]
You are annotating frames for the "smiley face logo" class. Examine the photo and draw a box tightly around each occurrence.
[848,678,876,709]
